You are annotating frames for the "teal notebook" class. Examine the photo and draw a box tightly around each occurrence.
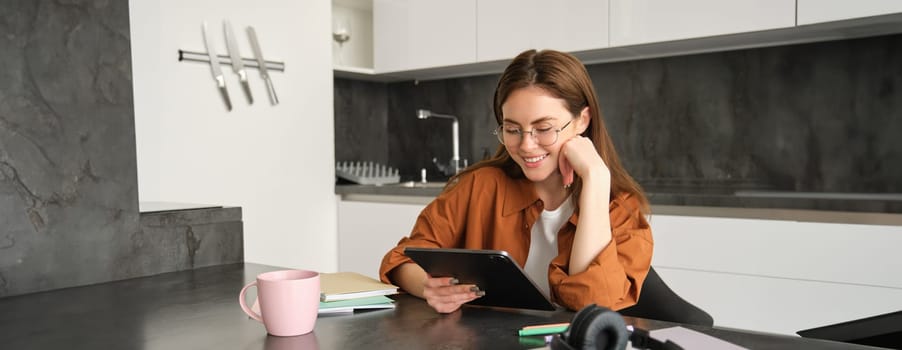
[318,295,396,314]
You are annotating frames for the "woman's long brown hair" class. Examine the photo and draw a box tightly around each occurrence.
[449,49,649,213]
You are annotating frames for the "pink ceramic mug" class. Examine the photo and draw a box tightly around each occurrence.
[239,269,320,336]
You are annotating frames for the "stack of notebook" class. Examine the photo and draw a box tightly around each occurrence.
[319,272,399,314]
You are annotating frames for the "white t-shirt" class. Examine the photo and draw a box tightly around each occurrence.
[524,196,574,298]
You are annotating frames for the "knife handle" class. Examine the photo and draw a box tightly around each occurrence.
[265,78,279,105]
[242,84,253,105]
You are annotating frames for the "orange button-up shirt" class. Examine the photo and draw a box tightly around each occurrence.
[379,166,654,311]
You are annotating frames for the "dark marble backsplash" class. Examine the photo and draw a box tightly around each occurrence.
[334,78,390,165]
[0,0,242,297]
[335,33,902,193]
[0,0,138,297]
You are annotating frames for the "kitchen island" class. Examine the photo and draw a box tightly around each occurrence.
[335,183,902,336]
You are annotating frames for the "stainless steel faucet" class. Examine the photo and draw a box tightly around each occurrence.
[417,109,463,176]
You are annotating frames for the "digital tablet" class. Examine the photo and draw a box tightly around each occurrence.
[403,247,556,311]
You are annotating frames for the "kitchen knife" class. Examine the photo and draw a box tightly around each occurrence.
[224,20,253,104]
[247,26,279,105]
[202,21,232,111]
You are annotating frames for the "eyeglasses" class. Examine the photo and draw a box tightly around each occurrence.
[492,119,573,146]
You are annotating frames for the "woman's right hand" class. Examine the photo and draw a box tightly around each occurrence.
[422,276,484,313]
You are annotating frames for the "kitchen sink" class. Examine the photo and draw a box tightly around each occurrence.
[392,181,447,189]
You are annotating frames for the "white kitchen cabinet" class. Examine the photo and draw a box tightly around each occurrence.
[609,0,796,47]
[477,0,609,62]
[337,199,427,279]
[373,0,477,73]
[649,214,902,335]
[332,0,374,71]
[798,0,902,25]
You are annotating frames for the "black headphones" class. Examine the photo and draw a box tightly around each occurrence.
[549,304,683,350]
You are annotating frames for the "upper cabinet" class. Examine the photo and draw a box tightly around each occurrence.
[477,0,609,62]
[797,0,902,25]
[374,0,477,73]
[333,0,374,72]
[609,0,796,46]
[349,0,902,80]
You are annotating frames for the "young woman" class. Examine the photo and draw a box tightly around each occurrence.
[379,49,653,313]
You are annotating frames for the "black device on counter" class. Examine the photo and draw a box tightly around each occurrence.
[797,310,902,348]
[403,247,556,311]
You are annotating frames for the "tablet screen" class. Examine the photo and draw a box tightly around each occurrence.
[404,247,556,311]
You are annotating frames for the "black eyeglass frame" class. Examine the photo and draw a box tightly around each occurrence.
[492,119,574,147]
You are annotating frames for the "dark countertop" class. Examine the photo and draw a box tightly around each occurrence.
[0,263,882,350]
[139,201,225,213]
[336,184,902,225]
[336,183,448,197]
[139,203,242,226]
[647,189,902,214]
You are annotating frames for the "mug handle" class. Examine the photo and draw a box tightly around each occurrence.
[238,281,263,322]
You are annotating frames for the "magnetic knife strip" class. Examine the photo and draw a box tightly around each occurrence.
[184,21,283,110]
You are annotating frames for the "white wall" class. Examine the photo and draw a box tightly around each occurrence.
[130,0,338,272]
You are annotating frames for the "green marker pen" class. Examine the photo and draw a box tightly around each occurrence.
[518,322,570,336]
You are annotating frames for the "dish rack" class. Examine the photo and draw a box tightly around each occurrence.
[336,161,401,185]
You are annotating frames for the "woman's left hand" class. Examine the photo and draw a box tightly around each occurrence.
[560,136,610,184]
